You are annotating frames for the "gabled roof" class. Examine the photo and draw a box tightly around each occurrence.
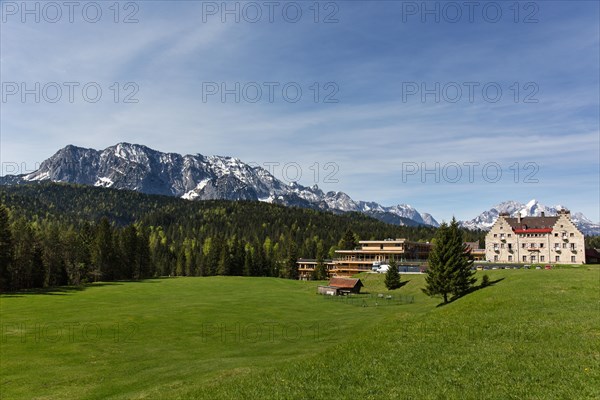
[503,216,559,232]
[328,277,363,289]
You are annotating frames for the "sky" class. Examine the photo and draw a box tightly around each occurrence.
[1,0,599,222]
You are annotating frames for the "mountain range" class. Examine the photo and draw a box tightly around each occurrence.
[0,143,437,228]
[460,199,600,236]
[1,143,598,235]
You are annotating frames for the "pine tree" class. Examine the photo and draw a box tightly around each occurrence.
[0,204,13,291]
[92,218,114,282]
[448,218,476,298]
[313,240,328,280]
[120,225,138,279]
[243,245,253,276]
[423,217,475,303]
[285,241,299,279]
[136,227,151,278]
[384,255,401,290]
[340,228,358,250]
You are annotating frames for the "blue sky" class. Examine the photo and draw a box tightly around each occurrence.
[1,0,599,222]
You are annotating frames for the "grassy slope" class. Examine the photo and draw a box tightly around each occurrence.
[1,267,599,399]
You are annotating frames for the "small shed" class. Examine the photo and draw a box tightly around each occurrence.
[327,277,364,295]
[317,285,339,296]
[586,248,600,264]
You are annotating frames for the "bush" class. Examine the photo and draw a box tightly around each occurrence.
[385,258,401,290]
[481,274,490,287]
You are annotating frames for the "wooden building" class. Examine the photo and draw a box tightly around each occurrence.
[332,239,431,276]
[298,238,431,279]
[317,278,364,296]
[297,258,334,280]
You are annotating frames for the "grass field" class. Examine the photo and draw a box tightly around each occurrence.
[1,267,599,399]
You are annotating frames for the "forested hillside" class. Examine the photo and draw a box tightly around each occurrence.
[0,183,484,291]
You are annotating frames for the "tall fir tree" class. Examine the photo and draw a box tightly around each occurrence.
[312,240,328,280]
[423,217,475,303]
[92,217,114,281]
[447,218,476,297]
[285,241,299,279]
[384,255,401,290]
[339,228,358,250]
[0,204,13,291]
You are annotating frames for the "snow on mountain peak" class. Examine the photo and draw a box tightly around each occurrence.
[460,200,599,235]
[526,199,537,208]
[8,143,441,228]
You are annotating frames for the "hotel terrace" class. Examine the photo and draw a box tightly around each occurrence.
[298,238,431,279]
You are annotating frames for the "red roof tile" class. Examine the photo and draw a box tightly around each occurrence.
[328,278,363,289]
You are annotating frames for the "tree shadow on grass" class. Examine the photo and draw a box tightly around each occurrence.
[362,280,410,295]
[435,278,505,308]
[0,279,161,298]
[398,280,410,289]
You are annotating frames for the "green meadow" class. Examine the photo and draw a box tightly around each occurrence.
[1,267,599,399]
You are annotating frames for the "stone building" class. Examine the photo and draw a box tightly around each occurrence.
[485,209,585,264]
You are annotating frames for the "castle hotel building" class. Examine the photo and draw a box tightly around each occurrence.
[485,209,585,264]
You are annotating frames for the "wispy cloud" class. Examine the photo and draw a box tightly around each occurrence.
[1,0,598,221]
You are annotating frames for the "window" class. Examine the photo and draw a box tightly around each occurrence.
[570,243,575,250]
[494,244,499,250]
[531,255,536,262]
[563,243,567,249]
[540,256,545,262]
[508,234,512,238]
[554,233,558,237]
[508,255,513,261]
[522,243,527,248]
[501,243,505,248]
[540,243,544,248]
[571,256,576,262]
[555,256,560,262]
[494,255,498,261]
[570,233,574,237]
[508,244,513,250]
[522,256,527,262]
[493,234,497,238]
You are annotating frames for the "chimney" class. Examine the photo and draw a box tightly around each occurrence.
[517,213,521,223]
[541,211,545,217]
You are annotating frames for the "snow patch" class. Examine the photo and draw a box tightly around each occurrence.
[24,171,50,181]
[94,177,114,187]
[182,191,199,200]
[258,195,276,203]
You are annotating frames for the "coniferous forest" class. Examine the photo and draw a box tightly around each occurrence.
[0,183,486,291]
